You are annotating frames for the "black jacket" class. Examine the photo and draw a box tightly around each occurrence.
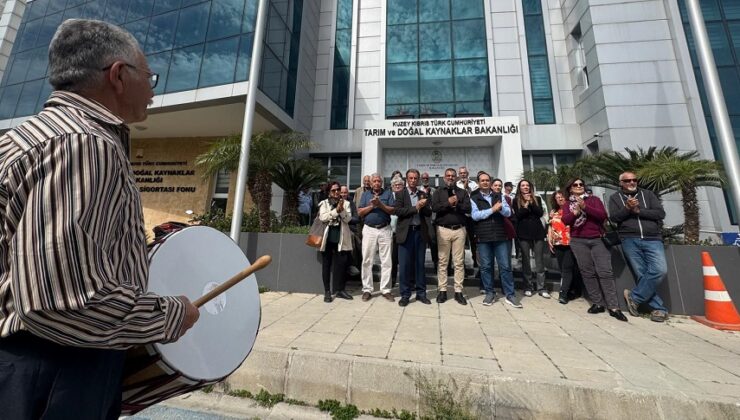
[608,188,665,239]
[512,196,545,240]
[394,188,433,244]
[431,185,471,226]
[470,190,508,242]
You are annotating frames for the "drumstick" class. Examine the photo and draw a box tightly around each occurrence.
[193,255,272,308]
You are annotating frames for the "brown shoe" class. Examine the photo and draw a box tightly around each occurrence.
[362,292,371,301]
[382,293,395,302]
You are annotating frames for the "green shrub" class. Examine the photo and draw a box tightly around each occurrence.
[253,389,284,408]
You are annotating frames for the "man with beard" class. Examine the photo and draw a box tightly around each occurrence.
[432,168,471,305]
[608,172,669,322]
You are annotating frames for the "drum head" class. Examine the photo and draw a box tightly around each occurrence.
[147,226,261,381]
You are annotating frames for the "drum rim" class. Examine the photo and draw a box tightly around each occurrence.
[148,226,262,382]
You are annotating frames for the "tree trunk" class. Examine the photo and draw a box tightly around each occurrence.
[682,183,699,244]
[282,191,300,226]
[254,170,273,233]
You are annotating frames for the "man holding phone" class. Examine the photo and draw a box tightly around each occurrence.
[608,172,669,322]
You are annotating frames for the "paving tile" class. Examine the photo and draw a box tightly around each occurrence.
[490,336,542,355]
[443,341,494,358]
[336,342,389,358]
[442,354,500,372]
[496,351,562,378]
[388,340,441,365]
[289,332,346,352]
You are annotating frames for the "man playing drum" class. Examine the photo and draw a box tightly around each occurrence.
[0,20,199,418]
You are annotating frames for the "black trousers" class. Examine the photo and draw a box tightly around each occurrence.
[0,332,125,420]
[322,241,349,293]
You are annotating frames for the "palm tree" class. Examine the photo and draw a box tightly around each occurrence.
[196,131,313,232]
[522,162,588,195]
[582,147,679,196]
[272,159,325,226]
[637,151,724,244]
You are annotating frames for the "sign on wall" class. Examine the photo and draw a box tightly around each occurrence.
[132,160,198,193]
[364,118,519,138]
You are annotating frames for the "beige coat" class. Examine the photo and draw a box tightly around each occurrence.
[318,199,353,252]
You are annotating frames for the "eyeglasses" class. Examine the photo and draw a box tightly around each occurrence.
[620,178,638,184]
[102,63,159,89]
[330,188,340,192]
[572,182,584,187]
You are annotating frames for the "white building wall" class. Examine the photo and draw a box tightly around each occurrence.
[0,0,24,82]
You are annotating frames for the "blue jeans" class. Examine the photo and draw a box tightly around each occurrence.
[478,241,514,299]
[621,237,667,312]
[399,229,427,299]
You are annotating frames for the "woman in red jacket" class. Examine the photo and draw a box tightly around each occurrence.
[561,178,627,322]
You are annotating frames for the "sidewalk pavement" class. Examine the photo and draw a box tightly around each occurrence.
[225,288,740,419]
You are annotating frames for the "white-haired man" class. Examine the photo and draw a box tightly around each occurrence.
[0,20,198,417]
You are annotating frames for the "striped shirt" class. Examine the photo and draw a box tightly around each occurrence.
[0,91,185,349]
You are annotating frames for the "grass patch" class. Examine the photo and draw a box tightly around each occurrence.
[410,371,489,420]
[253,389,285,408]
[227,389,253,398]
[318,399,360,420]
[258,286,271,293]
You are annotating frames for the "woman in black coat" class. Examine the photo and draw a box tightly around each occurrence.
[512,179,549,298]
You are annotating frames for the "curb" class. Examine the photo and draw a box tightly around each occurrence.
[225,347,740,419]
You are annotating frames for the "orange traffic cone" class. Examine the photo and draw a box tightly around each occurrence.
[691,252,740,331]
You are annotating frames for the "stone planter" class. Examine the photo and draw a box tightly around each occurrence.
[238,232,325,294]
[610,243,739,316]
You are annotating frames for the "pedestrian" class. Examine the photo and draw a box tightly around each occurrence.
[0,19,199,418]
[298,186,313,225]
[390,175,405,288]
[318,181,354,302]
[512,179,549,298]
[340,185,361,277]
[432,168,471,305]
[548,190,583,304]
[457,166,479,271]
[421,171,439,270]
[358,173,396,301]
[471,173,521,308]
[562,178,628,322]
[395,169,433,306]
[608,172,669,322]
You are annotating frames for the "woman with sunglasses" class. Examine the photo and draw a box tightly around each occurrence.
[318,181,354,302]
[562,179,628,321]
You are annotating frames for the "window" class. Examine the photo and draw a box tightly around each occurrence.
[385,0,491,119]
[522,0,555,124]
[311,154,362,189]
[522,152,581,172]
[330,0,353,129]
[570,23,588,90]
[678,0,739,222]
[210,169,231,213]
[0,0,302,119]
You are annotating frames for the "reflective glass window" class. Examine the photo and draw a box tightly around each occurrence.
[47,0,67,15]
[28,0,50,21]
[26,47,49,80]
[722,0,740,19]
[199,36,239,87]
[0,84,23,119]
[84,1,107,20]
[127,0,154,22]
[36,79,54,113]
[452,19,486,59]
[387,25,418,63]
[451,0,483,20]
[18,20,41,52]
[419,0,448,23]
[36,12,63,48]
[707,22,733,66]
[718,66,740,114]
[242,0,257,33]
[147,50,172,95]
[15,79,44,117]
[455,101,486,116]
[7,50,33,85]
[387,0,417,25]
[175,2,210,48]
[386,63,418,105]
[235,33,254,81]
[260,49,283,104]
[124,18,150,47]
[419,62,453,103]
[208,0,246,41]
[454,59,488,102]
[146,11,178,53]
[334,29,351,67]
[105,0,130,24]
[532,154,553,170]
[522,0,554,124]
[419,22,451,61]
[166,44,204,92]
[153,0,182,15]
[331,0,353,129]
[62,4,84,20]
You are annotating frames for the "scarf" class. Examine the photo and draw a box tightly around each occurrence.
[569,194,587,228]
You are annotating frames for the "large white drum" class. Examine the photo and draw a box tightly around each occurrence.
[121,226,261,414]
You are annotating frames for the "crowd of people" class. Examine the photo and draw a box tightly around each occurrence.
[312,167,670,324]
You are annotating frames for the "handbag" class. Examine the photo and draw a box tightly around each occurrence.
[601,219,621,248]
[305,215,326,248]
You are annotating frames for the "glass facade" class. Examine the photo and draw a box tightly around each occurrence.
[678,0,739,222]
[385,0,492,119]
[0,0,302,120]
[522,0,555,124]
[330,0,352,129]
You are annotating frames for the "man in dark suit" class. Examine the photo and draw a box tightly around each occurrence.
[394,169,433,306]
